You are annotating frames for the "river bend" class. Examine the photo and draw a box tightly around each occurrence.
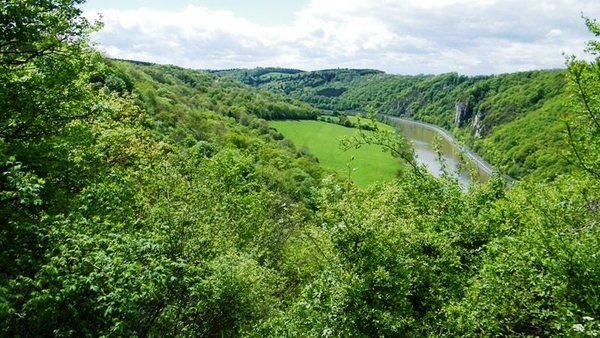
[381,115,496,184]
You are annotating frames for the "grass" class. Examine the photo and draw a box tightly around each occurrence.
[269,119,400,187]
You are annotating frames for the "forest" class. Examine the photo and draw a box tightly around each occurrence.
[1,1,600,336]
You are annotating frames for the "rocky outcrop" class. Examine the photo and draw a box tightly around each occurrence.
[471,110,488,137]
[396,100,411,117]
[454,101,472,127]
[455,101,487,136]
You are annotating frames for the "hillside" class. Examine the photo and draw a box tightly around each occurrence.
[2,2,600,337]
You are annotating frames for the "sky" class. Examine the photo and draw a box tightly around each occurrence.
[82,0,600,75]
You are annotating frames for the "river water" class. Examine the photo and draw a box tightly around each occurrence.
[383,116,492,184]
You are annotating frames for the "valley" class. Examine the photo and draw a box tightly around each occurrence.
[2,2,600,336]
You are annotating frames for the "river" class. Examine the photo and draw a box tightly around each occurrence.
[380,115,494,184]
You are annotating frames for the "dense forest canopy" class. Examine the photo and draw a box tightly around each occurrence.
[1,1,600,336]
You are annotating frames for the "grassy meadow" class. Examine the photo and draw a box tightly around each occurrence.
[269,119,400,187]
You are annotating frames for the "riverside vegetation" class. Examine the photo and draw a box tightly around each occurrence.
[2,1,600,336]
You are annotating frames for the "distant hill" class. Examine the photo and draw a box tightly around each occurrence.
[208,67,305,83]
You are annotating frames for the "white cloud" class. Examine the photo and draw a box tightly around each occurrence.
[85,0,600,74]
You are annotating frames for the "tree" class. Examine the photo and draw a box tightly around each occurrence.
[563,16,600,179]
[1,0,92,65]
[0,0,100,143]
[1,1,103,333]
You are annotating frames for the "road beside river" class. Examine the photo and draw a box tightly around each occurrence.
[380,114,498,183]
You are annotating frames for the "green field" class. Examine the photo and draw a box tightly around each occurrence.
[269,120,400,187]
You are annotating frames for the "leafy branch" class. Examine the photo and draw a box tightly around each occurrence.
[339,114,426,179]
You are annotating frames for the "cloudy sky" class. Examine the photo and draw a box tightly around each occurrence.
[82,0,600,75]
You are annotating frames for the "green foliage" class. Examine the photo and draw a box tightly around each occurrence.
[476,94,572,180]
[0,0,102,295]
[444,18,600,337]
[117,61,319,123]
[562,18,600,180]
[3,3,600,337]
[448,177,600,337]
[257,173,513,337]
[1,2,324,335]
[0,0,95,66]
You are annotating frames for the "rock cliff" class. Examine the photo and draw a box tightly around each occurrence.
[454,101,472,127]
[471,110,488,137]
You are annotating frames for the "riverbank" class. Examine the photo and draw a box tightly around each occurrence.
[379,114,502,179]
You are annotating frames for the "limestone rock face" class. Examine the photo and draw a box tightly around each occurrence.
[472,110,488,137]
[454,101,472,127]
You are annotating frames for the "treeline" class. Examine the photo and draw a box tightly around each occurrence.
[217,67,384,104]
[209,67,305,86]
[318,113,377,131]
[2,1,600,337]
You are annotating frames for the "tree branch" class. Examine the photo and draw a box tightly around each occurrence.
[565,121,600,179]
[573,65,600,132]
